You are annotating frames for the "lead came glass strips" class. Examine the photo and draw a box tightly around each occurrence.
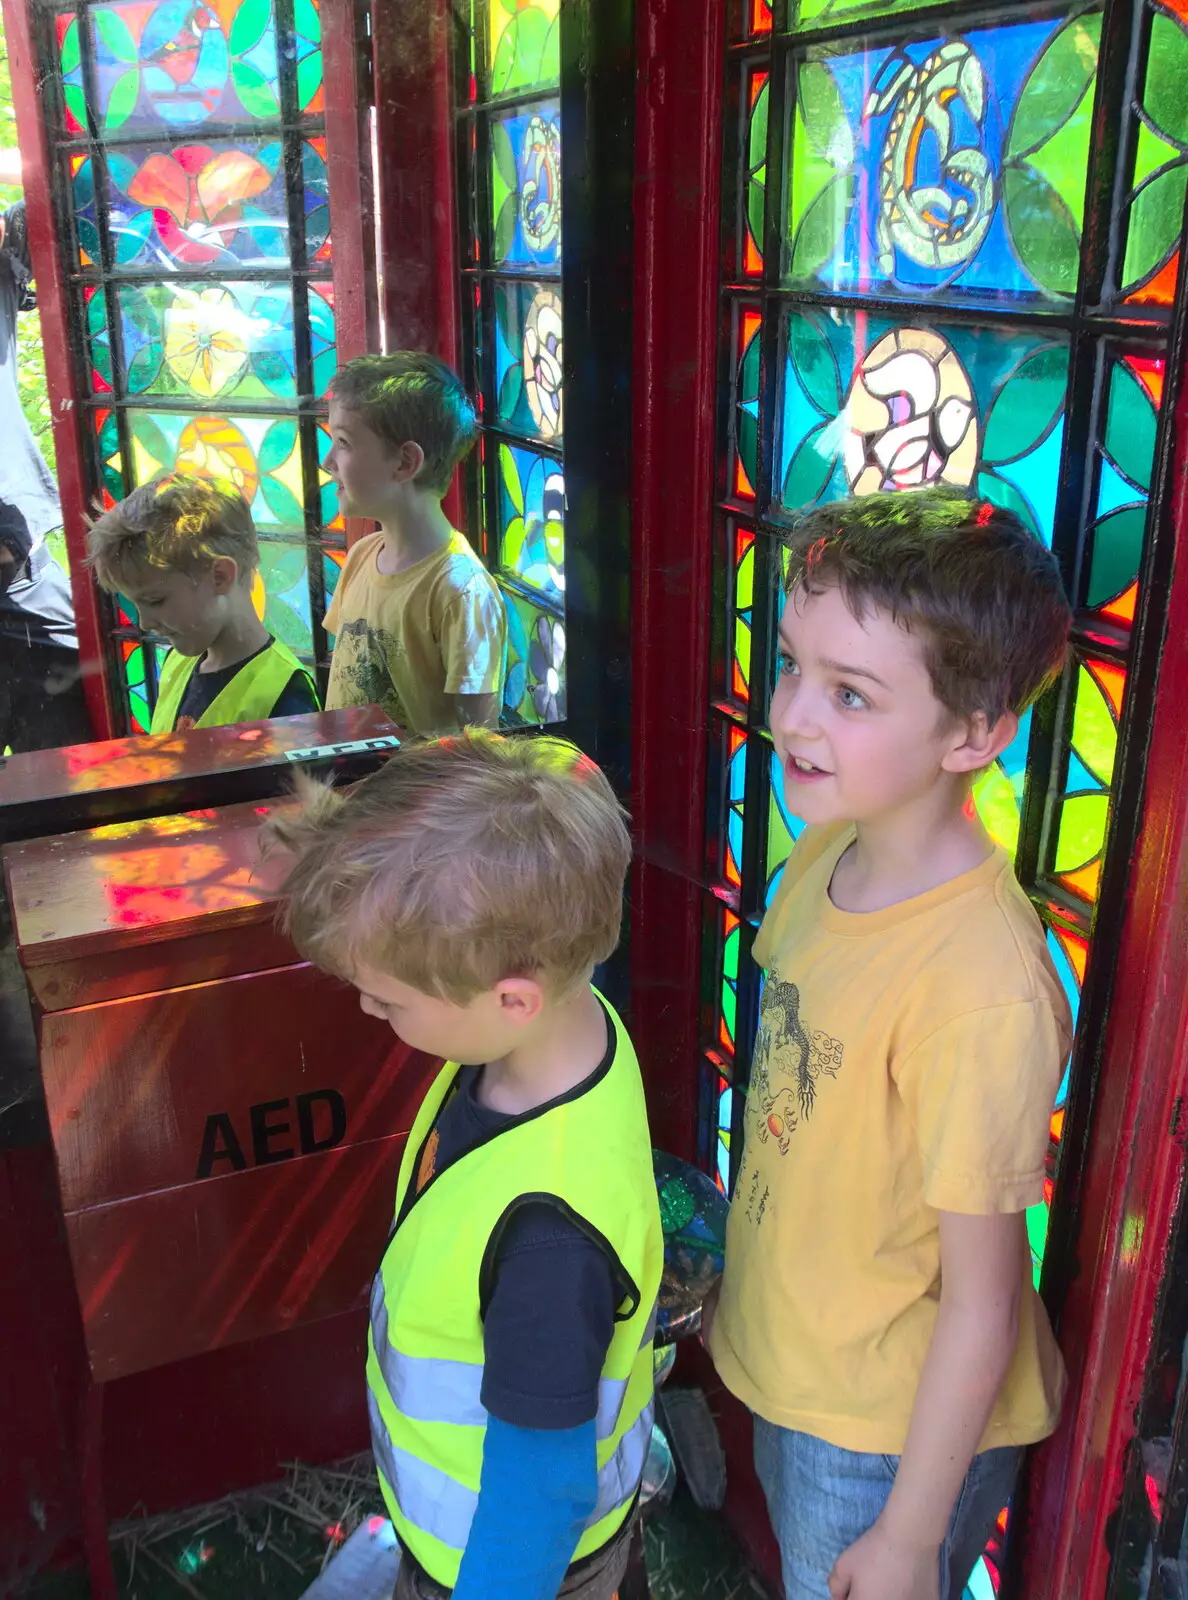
[458,2,566,727]
[49,0,336,732]
[709,7,1186,1595]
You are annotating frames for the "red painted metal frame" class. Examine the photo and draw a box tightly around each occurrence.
[1021,351,1188,1595]
[628,0,722,1163]
[1,0,113,741]
[320,0,381,550]
[370,0,464,528]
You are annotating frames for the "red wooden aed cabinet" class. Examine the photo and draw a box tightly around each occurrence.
[5,800,435,1385]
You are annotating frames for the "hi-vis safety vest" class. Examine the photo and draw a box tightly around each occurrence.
[366,999,662,1588]
[150,638,315,734]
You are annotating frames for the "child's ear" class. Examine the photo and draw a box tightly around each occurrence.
[391,440,426,484]
[496,976,546,1026]
[210,555,239,595]
[942,708,1019,775]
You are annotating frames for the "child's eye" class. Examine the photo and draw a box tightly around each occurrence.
[776,652,798,677]
[837,685,867,711]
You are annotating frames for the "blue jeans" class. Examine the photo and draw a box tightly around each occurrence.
[753,1419,1023,1600]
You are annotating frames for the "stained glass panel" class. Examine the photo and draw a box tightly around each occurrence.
[1086,352,1161,621]
[490,101,562,269]
[75,137,330,272]
[127,411,307,530]
[487,0,559,98]
[766,748,805,906]
[58,13,85,134]
[1119,2,1188,304]
[496,443,565,605]
[776,311,1069,539]
[740,67,768,278]
[732,304,762,501]
[787,16,1101,305]
[724,522,754,712]
[1053,658,1125,905]
[494,281,563,440]
[794,0,954,25]
[500,583,566,725]
[257,538,313,657]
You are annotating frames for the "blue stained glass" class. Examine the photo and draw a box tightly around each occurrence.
[1046,927,1081,1035]
[491,101,563,270]
[494,280,564,440]
[497,444,566,606]
[963,1556,997,1600]
[1096,455,1141,519]
[788,16,1101,305]
[718,1084,735,1192]
[776,308,1069,543]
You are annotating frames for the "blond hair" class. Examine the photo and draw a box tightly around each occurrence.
[330,352,477,496]
[265,730,631,1002]
[86,473,258,591]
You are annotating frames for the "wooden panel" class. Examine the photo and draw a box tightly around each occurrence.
[65,1134,406,1382]
[41,963,434,1211]
[6,799,292,1007]
[0,706,400,845]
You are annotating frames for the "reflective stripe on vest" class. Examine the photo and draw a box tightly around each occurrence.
[368,1385,655,1556]
[150,638,314,734]
[371,1283,659,1443]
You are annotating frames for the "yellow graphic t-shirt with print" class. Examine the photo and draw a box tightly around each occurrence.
[710,823,1071,1456]
[324,531,506,735]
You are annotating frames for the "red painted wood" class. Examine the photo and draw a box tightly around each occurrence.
[0,0,111,739]
[0,706,399,817]
[65,1133,406,1382]
[371,0,464,527]
[1020,331,1188,1595]
[6,798,287,1007]
[628,0,723,1159]
[40,963,432,1208]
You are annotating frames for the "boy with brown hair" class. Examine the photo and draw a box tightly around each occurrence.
[705,489,1073,1600]
[268,730,660,1600]
[323,353,506,736]
[87,473,319,733]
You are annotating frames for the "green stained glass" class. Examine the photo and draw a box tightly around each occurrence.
[727,524,754,709]
[128,411,307,531]
[115,282,301,402]
[497,444,565,607]
[793,0,937,23]
[1053,658,1125,901]
[765,748,803,905]
[1121,5,1188,302]
[494,281,563,441]
[488,0,559,98]
[742,69,768,274]
[500,582,566,726]
[257,539,313,656]
[786,17,1100,305]
[490,101,562,268]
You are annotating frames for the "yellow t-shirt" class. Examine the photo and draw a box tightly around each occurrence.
[710,823,1071,1455]
[324,531,506,735]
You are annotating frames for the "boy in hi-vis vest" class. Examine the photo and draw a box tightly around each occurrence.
[704,491,1073,1600]
[266,731,661,1600]
[87,473,319,734]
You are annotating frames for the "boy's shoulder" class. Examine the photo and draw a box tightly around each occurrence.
[435,532,502,606]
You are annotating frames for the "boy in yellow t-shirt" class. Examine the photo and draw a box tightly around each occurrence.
[705,490,1073,1600]
[323,353,506,735]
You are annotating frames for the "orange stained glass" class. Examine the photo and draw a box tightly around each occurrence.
[1086,658,1127,719]
[1059,858,1103,905]
[1127,250,1180,306]
[1050,1107,1065,1143]
[734,308,763,497]
[1100,581,1138,626]
[1126,354,1166,410]
[744,234,763,275]
[750,0,773,31]
[1050,922,1090,985]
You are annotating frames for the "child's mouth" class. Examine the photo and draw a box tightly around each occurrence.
[786,754,830,782]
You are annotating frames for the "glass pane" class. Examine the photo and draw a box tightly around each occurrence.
[1086,352,1161,624]
[794,0,953,26]
[712,719,747,893]
[971,708,1034,860]
[92,407,126,500]
[487,0,559,98]
[82,136,329,271]
[57,13,85,134]
[1053,657,1125,905]
[255,539,313,656]
[787,16,1101,305]
[493,280,563,440]
[732,304,762,502]
[500,582,566,725]
[765,746,805,906]
[127,411,308,532]
[496,443,565,606]
[740,65,768,278]
[317,420,345,531]
[726,521,754,713]
[294,0,325,115]
[717,1076,736,1194]
[490,100,562,269]
[1120,2,1188,305]
[321,544,345,610]
[106,282,300,401]
[82,0,282,135]
[775,310,1069,543]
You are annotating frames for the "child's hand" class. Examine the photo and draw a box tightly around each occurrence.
[828,1521,940,1600]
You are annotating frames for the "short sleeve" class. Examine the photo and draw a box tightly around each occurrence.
[442,578,507,696]
[895,1000,1067,1215]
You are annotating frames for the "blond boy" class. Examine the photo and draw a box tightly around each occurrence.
[87,474,318,733]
